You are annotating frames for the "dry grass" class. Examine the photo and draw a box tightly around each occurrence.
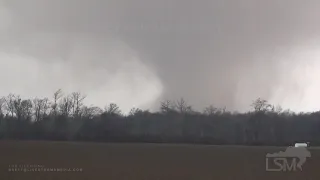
[0,140,319,180]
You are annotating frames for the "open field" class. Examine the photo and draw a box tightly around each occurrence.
[0,141,319,180]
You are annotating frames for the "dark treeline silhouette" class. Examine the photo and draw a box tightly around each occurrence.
[0,89,319,146]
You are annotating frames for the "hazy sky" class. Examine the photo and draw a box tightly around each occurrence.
[1,0,320,113]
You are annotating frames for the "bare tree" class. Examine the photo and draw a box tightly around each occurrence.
[20,99,33,120]
[0,97,5,117]
[160,100,176,113]
[4,94,17,117]
[104,103,122,116]
[71,92,86,118]
[203,105,218,116]
[33,98,50,122]
[12,97,33,120]
[251,98,273,112]
[59,95,73,117]
[175,98,192,114]
[129,107,143,116]
[81,106,103,119]
[128,108,152,117]
[51,89,63,116]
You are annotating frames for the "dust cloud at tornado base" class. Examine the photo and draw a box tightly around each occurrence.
[1,0,320,113]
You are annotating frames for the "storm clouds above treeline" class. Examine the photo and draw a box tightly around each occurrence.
[1,0,320,112]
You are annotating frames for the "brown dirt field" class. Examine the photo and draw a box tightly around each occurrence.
[0,141,319,180]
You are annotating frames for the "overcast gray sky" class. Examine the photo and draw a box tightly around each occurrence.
[1,0,320,112]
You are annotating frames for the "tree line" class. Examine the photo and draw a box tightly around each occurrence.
[0,89,319,146]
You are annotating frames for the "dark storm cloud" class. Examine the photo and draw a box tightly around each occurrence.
[1,0,320,111]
